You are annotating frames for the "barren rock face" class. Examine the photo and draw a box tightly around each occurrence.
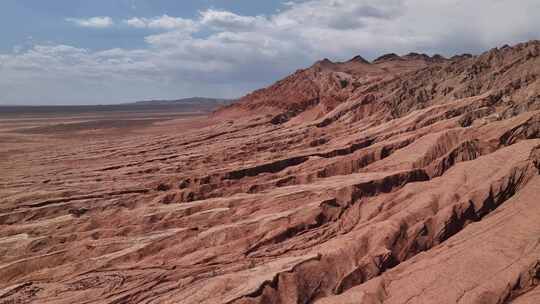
[1,41,540,304]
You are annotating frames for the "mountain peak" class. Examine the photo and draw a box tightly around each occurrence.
[373,53,401,63]
[402,52,431,61]
[348,55,370,64]
[318,58,334,64]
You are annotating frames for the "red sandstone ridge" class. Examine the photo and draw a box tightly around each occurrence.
[1,40,540,304]
[217,41,539,127]
[215,51,444,123]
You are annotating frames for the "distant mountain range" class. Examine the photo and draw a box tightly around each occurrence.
[131,97,233,106]
[0,97,236,116]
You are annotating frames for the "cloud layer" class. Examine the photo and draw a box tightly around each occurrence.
[2,0,540,105]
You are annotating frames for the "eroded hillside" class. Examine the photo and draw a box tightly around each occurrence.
[1,41,540,304]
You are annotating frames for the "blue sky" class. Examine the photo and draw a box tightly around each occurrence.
[1,0,539,105]
[0,1,284,52]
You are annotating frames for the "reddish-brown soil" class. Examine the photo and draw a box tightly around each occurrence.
[1,41,540,304]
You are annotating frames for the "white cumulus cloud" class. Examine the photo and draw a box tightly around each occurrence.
[66,16,114,28]
[124,15,197,31]
[199,9,267,31]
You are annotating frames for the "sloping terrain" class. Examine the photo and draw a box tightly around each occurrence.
[1,40,540,304]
